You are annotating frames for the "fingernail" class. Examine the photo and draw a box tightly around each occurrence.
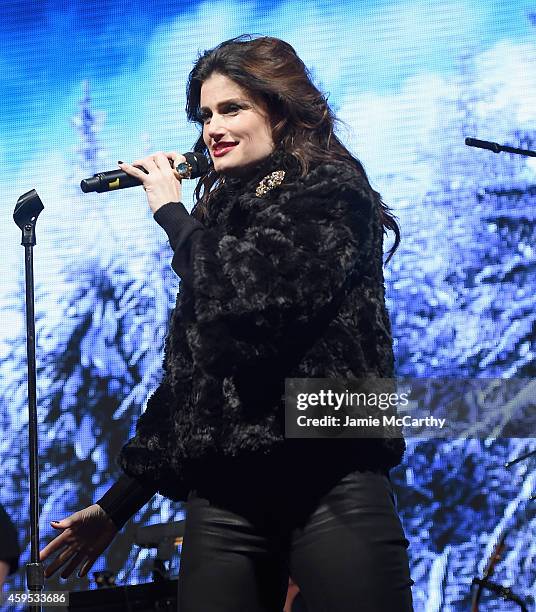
[51,520,59,523]
[118,161,124,165]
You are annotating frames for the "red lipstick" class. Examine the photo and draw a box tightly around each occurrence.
[213,142,237,157]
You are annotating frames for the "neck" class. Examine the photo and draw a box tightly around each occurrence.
[221,148,296,187]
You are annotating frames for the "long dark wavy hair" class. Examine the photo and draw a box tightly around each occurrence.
[186,35,400,263]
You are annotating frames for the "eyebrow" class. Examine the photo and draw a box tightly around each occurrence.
[199,97,250,114]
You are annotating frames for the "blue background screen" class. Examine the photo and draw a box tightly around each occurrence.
[0,1,535,609]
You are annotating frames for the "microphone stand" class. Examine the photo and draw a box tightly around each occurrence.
[465,136,536,500]
[465,138,535,604]
[465,137,536,157]
[13,190,45,612]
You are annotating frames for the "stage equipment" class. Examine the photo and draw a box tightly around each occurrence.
[13,190,46,612]
[133,520,185,582]
[67,578,177,611]
[469,447,534,611]
[466,137,535,609]
[67,520,184,610]
[465,137,536,157]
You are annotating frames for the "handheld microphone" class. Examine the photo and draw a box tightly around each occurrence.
[80,152,209,193]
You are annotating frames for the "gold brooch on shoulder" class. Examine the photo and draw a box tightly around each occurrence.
[255,170,286,197]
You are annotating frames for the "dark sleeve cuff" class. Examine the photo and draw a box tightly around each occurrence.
[153,202,205,283]
[95,474,156,531]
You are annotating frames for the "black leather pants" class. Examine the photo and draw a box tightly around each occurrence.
[177,452,414,612]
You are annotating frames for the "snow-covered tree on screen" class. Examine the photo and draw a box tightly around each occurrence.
[387,48,536,611]
[0,81,183,596]
[0,40,534,612]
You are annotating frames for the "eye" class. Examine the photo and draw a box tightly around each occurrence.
[225,103,241,114]
[198,102,246,125]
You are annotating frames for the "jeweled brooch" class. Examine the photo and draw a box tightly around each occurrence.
[255,170,286,197]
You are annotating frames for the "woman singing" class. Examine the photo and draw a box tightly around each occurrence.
[40,35,414,611]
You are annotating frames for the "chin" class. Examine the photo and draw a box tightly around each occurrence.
[214,160,239,175]
[216,160,252,179]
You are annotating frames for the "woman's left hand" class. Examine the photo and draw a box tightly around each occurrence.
[119,152,186,214]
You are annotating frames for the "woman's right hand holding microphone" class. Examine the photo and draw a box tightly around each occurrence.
[39,504,118,579]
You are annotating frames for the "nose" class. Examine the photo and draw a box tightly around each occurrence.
[205,114,226,143]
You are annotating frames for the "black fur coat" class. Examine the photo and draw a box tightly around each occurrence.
[118,150,406,501]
